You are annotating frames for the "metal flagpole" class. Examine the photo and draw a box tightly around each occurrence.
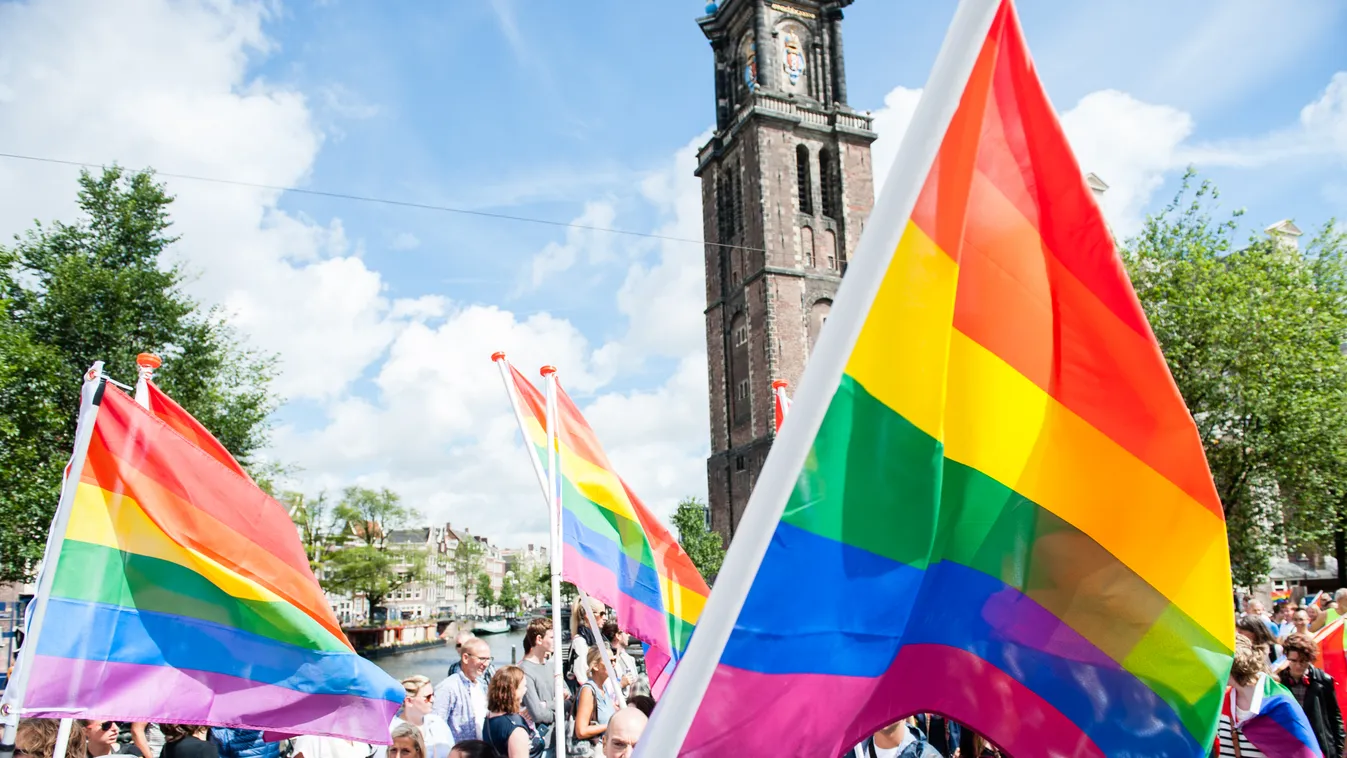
[0,364,109,758]
[133,353,161,410]
[576,588,625,709]
[491,354,570,752]
[637,0,1004,753]
[540,365,566,756]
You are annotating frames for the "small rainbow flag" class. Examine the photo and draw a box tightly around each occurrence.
[19,376,402,740]
[647,0,1232,755]
[1272,587,1292,602]
[504,364,709,669]
[1218,676,1322,758]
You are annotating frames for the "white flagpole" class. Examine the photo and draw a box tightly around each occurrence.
[132,352,161,410]
[492,352,550,500]
[0,364,109,758]
[636,0,1004,753]
[540,365,566,755]
[577,588,625,710]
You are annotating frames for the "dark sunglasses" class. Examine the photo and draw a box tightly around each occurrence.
[90,721,117,731]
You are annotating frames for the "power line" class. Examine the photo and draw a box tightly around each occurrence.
[0,150,766,253]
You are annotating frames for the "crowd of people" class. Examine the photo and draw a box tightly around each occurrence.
[25,592,1347,758]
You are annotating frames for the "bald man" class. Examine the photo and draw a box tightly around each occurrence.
[434,637,494,743]
[603,707,648,758]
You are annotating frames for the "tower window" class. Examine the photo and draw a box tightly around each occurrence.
[796,145,813,215]
[823,229,838,270]
[735,455,746,471]
[819,148,840,219]
[733,323,749,346]
[735,379,750,400]
[801,226,814,268]
[717,165,743,241]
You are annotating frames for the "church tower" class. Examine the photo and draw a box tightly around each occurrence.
[697,0,876,541]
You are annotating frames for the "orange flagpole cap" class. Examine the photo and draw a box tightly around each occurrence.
[491,351,507,362]
[772,379,788,390]
[136,353,163,370]
[540,366,557,377]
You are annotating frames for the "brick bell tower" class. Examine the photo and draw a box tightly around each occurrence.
[698,0,876,542]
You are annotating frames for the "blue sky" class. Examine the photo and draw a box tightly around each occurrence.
[1,0,1345,548]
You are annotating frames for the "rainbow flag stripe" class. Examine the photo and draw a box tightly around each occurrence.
[508,365,710,661]
[677,3,1232,756]
[145,380,250,480]
[1221,676,1322,758]
[24,384,402,740]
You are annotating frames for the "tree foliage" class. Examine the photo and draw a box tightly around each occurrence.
[475,573,495,615]
[319,486,428,617]
[672,496,725,583]
[498,572,520,614]
[1123,172,1347,584]
[453,537,486,611]
[0,167,279,582]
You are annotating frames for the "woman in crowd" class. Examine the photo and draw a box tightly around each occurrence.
[566,598,607,694]
[1237,614,1282,667]
[1217,635,1273,757]
[386,724,424,758]
[376,675,452,758]
[158,725,216,758]
[16,718,87,758]
[600,621,637,703]
[572,648,615,755]
[482,666,544,758]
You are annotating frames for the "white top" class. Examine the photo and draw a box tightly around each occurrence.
[470,680,488,740]
[291,736,371,758]
[373,716,453,758]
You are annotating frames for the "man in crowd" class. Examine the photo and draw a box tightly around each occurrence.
[1244,599,1280,640]
[851,719,944,758]
[447,632,496,680]
[435,637,494,744]
[603,707,648,758]
[1279,632,1346,758]
[519,618,558,755]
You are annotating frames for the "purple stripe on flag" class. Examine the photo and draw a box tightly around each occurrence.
[24,656,400,744]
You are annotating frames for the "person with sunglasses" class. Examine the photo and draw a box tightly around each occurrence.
[446,633,495,682]
[375,675,452,758]
[82,721,140,757]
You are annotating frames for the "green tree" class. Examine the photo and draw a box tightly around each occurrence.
[0,167,279,582]
[287,491,337,573]
[672,496,725,583]
[453,537,486,612]
[475,572,495,615]
[320,486,429,618]
[1124,173,1347,584]
[499,572,520,614]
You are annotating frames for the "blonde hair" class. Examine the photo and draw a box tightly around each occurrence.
[570,597,606,638]
[1231,633,1269,686]
[390,723,425,758]
[586,645,610,678]
[16,718,88,758]
[401,674,432,697]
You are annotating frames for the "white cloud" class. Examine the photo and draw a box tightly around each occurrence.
[0,0,443,403]
[390,231,421,251]
[1061,90,1194,235]
[521,200,617,291]
[869,86,922,200]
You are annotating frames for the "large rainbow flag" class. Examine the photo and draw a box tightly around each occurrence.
[18,374,402,740]
[646,0,1232,755]
[504,364,709,673]
[1217,676,1321,758]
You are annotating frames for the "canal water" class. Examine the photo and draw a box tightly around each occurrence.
[375,630,528,681]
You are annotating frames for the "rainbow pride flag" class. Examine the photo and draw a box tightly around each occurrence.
[144,380,250,479]
[1218,676,1321,758]
[20,377,402,740]
[504,364,709,668]
[647,1,1232,755]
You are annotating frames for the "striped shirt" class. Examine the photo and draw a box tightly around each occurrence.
[1218,714,1268,758]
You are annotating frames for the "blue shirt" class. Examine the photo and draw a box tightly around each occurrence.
[432,671,487,744]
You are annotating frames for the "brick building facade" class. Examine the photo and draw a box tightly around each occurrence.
[698,0,875,540]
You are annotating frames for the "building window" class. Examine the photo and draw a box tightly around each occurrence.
[735,455,746,471]
[801,226,814,268]
[822,229,838,270]
[735,379,750,400]
[734,323,749,346]
[796,144,813,215]
[819,148,839,219]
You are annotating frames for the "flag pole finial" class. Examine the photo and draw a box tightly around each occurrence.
[772,379,788,390]
[491,351,506,362]
[134,353,161,409]
[540,365,557,377]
